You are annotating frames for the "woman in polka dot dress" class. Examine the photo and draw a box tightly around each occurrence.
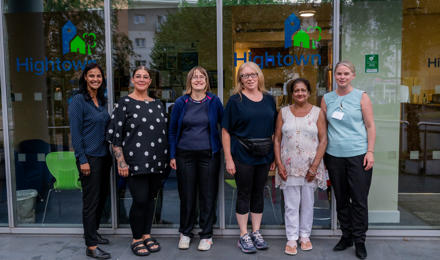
[107,66,168,256]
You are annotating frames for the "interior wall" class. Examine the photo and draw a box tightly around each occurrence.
[401,0,440,103]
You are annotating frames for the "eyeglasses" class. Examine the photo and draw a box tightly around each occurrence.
[134,74,150,80]
[192,75,206,80]
[240,73,258,79]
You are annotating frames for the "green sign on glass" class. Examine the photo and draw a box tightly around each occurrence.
[365,54,379,73]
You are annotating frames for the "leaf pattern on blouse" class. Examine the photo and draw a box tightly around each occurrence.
[277,105,328,190]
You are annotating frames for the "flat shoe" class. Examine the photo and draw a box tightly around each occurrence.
[96,233,110,245]
[198,238,213,251]
[284,245,298,255]
[178,234,191,250]
[333,237,353,251]
[301,241,313,251]
[86,247,111,259]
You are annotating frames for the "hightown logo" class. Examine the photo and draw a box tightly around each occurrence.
[16,20,96,76]
[234,12,322,68]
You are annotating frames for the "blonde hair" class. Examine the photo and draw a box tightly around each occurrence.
[233,62,266,95]
[334,60,356,74]
[185,66,210,94]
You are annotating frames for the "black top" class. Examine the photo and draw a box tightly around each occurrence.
[107,96,169,176]
[177,97,211,151]
[69,94,110,164]
[222,93,277,165]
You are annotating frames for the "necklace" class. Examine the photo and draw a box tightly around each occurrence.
[190,94,206,102]
[291,107,301,152]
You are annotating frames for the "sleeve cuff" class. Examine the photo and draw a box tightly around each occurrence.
[78,155,88,164]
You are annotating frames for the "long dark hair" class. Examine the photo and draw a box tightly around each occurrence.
[78,63,107,105]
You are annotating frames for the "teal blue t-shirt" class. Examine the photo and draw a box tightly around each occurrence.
[324,88,367,157]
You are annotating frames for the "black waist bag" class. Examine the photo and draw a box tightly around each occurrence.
[235,136,273,157]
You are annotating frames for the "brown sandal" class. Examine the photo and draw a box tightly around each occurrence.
[285,244,298,255]
[301,240,313,251]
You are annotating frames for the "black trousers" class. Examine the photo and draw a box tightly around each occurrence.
[324,153,372,243]
[176,149,220,239]
[234,160,270,214]
[77,154,111,247]
[127,174,162,239]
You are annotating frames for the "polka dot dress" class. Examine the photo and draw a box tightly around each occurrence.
[107,96,169,176]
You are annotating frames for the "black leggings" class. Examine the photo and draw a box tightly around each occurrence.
[127,174,162,239]
[176,149,220,238]
[234,160,270,214]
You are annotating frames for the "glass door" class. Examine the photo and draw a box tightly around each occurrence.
[223,0,334,229]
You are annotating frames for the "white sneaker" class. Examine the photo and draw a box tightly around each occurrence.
[178,234,191,250]
[198,238,213,251]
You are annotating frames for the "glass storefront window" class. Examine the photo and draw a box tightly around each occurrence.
[3,1,110,226]
[0,0,438,234]
[341,0,440,229]
[0,83,6,226]
[112,1,218,228]
[223,1,333,229]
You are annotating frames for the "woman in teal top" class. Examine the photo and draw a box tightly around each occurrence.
[321,61,376,260]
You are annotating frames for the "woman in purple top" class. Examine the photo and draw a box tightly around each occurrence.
[169,66,223,251]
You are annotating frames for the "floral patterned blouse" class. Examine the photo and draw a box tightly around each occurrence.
[276,105,328,190]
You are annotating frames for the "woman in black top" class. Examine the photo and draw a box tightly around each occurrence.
[107,66,168,256]
[69,63,111,259]
[222,62,277,254]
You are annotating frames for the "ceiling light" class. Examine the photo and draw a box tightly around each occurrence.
[299,10,316,17]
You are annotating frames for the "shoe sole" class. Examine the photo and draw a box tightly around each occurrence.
[284,250,298,256]
[333,244,353,251]
[178,241,190,250]
[301,244,313,251]
[86,253,111,259]
[237,241,257,254]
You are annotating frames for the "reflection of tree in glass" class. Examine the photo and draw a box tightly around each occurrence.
[150,6,215,71]
[43,0,137,81]
[42,0,137,128]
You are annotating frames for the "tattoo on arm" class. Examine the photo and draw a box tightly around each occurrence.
[118,161,128,169]
[114,150,122,159]
[112,145,127,167]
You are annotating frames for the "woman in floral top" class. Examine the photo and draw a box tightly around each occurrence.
[274,78,328,256]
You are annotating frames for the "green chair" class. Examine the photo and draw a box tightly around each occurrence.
[225,179,237,225]
[42,151,81,223]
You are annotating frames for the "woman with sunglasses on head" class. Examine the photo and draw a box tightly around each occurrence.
[274,78,328,256]
[222,61,277,254]
[321,61,376,259]
[168,66,223,251]
[69,63,111,259]
[107,66,169,257]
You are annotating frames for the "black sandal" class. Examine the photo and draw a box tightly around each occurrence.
[131,240,150,256]
[144,237,161,253]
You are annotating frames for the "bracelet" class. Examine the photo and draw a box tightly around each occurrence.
[308,170,316,176]
[367,150,374,154]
